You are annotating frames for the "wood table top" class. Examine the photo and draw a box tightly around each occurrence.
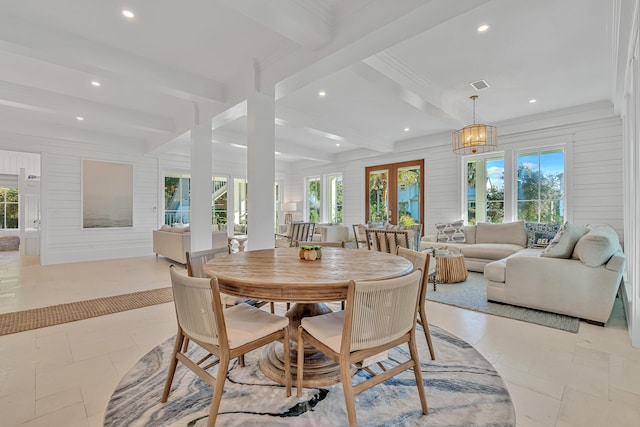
[203,247,413,303]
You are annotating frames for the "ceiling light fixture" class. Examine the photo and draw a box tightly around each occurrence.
[336,143,340,147]
[452,95,497,155]
[122,9,135,19]
[76,116,84,121]
[318,91,326,97]
[404,127,410,132]
[529,99,537,103]
[91,81,101,87]
[477,24,489,32]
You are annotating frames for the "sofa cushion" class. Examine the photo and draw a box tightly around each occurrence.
[387,223,422,251]
[460,243,524,261]
[573,226,620,267]
[541,222,588,259]
[525,222,560,248]
[464,225,477,245]
[484,259,507,282]
[435,220,465,243]
[475,221,527,246]
[160,224,172,232]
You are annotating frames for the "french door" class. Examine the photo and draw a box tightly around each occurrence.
[365,159,424,226]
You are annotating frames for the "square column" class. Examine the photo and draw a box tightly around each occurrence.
[190,122,213,252]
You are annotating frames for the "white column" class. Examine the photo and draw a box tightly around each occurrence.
[246,88,276,250]
[190,121,213,252]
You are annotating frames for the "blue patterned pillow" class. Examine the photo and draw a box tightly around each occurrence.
[525,222,560,248]
[435,220,465,243]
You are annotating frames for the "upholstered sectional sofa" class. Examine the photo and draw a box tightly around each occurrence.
[421,221,625,324]
[152,225,228,264]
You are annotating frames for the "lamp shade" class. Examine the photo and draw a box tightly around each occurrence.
[283,202,297,212]
[452,123,498,155]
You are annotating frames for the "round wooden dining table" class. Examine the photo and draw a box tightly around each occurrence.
[203,247,413,387]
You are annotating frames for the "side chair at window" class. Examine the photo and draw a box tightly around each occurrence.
[365,229,410,254]
[396,246,436,360]
[163,266,291,427]
[296,270,427,426]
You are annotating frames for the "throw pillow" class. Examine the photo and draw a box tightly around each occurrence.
[435,220,465,243]
[160,224,172,232]
[540,222,588,258]
[573,226,620,267]
[525,222,560,248]
[397,224,423,251]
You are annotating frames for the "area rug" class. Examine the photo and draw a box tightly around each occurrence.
[104,324,515,426]
[0,288,173,336]
[427,272,580,333]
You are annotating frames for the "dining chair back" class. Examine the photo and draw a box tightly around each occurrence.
[163,266,291,427]
[365,229,410,253]
[186,247,230,278]
[296,269,427,426]
[290,222,315,247]
[395,247,436,360]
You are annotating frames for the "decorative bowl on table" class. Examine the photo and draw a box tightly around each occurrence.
[299,245,322,260]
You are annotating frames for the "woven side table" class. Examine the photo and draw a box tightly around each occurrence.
[435,253,467,287]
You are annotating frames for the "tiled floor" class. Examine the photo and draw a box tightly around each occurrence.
[0,252,639,427]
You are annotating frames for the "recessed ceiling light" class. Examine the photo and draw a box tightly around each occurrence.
[76,116,84,121]
[336,143,340,147]
[477,24,489,32]
[122,9,135,19]
[91,81,101,87]
[529,99,537,103]
[318,91,326,97]
[404,127,410,132]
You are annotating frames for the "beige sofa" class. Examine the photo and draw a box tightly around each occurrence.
[421,221,528,272]
[484,225,625,324]
[153,225,228,264]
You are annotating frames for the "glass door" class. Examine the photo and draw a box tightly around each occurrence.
[366,160,423,226]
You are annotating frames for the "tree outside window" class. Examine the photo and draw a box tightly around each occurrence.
[466,157,504,224]
[517,149,564,223]
[0,188,19,229]
[307,177,321,222]
[327,174,342,224]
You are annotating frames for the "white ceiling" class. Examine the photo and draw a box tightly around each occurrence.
[0,0,616,164]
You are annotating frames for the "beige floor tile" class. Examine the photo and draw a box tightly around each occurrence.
[506,381,562,427]
[17,402,88,427]
[494,361,565,400]
[35,386,83,417]
[35,355,117,400]
[87,411,105,427]
[0,389,36,426]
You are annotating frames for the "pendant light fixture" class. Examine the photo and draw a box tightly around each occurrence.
[452,95,497,155]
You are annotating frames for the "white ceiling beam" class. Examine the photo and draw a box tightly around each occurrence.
[0,81,175,133]
[220,0,333,49]
[269,0,490,99]
[358,53,468,126]
[0,13,225,104]
[276,105,394,152]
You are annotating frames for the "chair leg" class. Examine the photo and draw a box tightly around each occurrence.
[207,355,230,427]
[418,308,436,360]
[270,302,275,314]
[286,302,291,310]
[238,354,245,367]
[296,326,305,397]
[340,358,358,426]
[162,330,184,402]
[283,327,291,397]
[182,338,190,353]
[408,332,428,415]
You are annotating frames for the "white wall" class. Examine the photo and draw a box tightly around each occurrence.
[286,102,623,239]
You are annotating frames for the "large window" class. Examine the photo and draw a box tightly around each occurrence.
[327,174,342,224]
[306,177,321,222]
[366,160,423,226]
[212,177,227,229]
[466,156,505,224]
[516,149,565,223]
[0,187,18,229]
[164,174,191,225]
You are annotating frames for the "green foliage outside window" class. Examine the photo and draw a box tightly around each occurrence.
[308,178,321,222]
[369,172,388,222]
[0,188,18,229]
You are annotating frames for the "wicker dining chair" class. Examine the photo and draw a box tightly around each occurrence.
[275,222,316,247]
[396,246,436,360]
[163,266,291,427]
[296,270,427,426]
[294,240,345,248]
[365,229,410,254]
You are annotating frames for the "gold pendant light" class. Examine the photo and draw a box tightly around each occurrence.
[452,95,497,155]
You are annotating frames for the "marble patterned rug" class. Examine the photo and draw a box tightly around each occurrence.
[105,324,515,426]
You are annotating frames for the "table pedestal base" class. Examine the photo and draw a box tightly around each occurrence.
[258,302,356,387]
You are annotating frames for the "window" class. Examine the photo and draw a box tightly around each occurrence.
[164,175,191,225]
[306,177,321,222]
[0,187,18,229]
[212,177,227,229]
[466,156,505,224]
[365,160,424,226]
[516,149,565,223]
[327,174,342,224]
[234,178,248,235]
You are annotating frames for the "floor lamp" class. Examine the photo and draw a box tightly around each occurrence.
[283,202,296,224]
